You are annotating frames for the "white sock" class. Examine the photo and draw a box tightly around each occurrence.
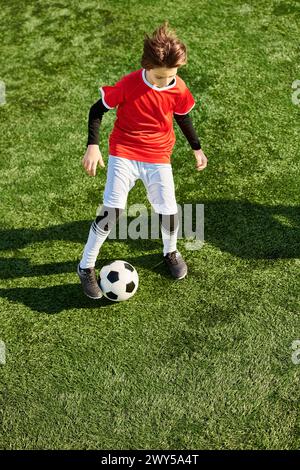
[79,222,110,269]
[161,224,179,257]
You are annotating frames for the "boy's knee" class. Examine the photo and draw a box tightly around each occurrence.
[95,206,124,232]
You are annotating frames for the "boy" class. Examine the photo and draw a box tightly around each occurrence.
[78,21,208,299]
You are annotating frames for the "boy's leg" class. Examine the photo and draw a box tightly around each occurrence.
[141,162,187,279]
[140,162,179,255]
[77,206,123,299]
[159,211,187,279]
[78,155,138,298]
[79,206,123,269]
[159,212,179,257]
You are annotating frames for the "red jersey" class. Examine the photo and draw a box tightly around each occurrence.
[99,68,196,164]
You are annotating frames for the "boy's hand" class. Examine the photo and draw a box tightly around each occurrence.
[82,145,105,176]
[194,149,208,171]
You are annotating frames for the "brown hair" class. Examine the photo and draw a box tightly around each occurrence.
[141,20,187,70]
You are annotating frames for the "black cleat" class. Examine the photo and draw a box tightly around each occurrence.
[164,250,188,280]
[77,263,103,299]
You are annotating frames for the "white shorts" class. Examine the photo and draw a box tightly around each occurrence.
[103,155,178,215]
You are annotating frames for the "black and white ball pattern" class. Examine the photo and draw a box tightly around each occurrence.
[98,260,139,302]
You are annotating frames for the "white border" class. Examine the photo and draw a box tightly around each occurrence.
[99,86,113,109]
[142,68,177,91]
[174,102,196,115]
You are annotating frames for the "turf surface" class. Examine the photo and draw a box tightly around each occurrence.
[0,0,299,450]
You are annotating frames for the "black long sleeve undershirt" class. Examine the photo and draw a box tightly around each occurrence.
[173,113,201,150]
[86,99,110,147]
[86,98,201,150]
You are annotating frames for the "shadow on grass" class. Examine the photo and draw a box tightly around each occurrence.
[0,199,299,313]
[0,283,114,314]
[0,200,300,258]
[0,252,164,279]
[198,200,299,259]
[0,200,298,259]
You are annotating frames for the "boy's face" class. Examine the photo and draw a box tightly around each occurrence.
[146,67,178,88]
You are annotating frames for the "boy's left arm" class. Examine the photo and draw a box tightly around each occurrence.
[194,148,208,171]
[173,112,208,171]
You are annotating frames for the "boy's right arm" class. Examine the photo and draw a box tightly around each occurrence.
[82,99,110,176]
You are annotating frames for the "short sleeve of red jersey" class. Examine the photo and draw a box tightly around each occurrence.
[99,77,125,109]
[174,86,196,115]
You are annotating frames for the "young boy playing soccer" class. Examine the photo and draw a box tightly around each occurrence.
[77,21,208,299]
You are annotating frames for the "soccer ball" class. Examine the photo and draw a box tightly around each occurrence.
[98,260,139,302]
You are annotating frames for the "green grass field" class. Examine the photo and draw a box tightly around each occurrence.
[0,0,300,450]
